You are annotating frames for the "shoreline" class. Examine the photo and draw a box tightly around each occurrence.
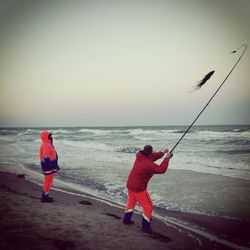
[4,163,250,219]
[1,165,250,249]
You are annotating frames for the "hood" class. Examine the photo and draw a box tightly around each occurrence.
[40,130,51,143]
[136,150,150,160]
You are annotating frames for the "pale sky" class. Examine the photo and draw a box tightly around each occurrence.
[0,0,249,127]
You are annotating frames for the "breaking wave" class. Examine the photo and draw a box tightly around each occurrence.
[116,146,140,154]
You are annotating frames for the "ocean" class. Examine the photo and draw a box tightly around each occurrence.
[0,125,250,220]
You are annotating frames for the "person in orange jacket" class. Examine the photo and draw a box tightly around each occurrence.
[39,130,60,202]
[123,144,173,232]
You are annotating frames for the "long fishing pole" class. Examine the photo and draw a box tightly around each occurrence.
[170,43,248,154]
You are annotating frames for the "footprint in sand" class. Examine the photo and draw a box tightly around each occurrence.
[104,213,122,220]
[79,200,92,205]
[17,174,25,178]
[145,232,172,243]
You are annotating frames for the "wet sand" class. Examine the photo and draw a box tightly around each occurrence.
[0,166,250,250]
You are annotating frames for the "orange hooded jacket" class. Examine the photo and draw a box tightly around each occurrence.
[40,130,59,175]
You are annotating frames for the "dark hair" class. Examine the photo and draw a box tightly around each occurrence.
[143,145,153,156]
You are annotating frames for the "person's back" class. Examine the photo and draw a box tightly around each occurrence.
[123,145,173,232]
[127,150,168,192]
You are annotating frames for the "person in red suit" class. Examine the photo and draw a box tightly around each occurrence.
[39,130,60,202]
[123,145,173,232]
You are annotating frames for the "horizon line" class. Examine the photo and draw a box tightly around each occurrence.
[0,124,249,129]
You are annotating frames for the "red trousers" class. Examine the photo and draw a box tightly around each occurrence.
[43,173,55,193]
[125,189,153,221]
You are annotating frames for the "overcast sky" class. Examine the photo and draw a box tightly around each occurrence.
[0,0,249,127]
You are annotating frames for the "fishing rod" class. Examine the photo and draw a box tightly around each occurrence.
[170,43,248,154]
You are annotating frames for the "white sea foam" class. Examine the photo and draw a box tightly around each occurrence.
[60,139,113,151]
[17,128,35,136]
[53,129,73,134]
[79,128,113,135]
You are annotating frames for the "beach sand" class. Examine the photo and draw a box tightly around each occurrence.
[0,165,250,250]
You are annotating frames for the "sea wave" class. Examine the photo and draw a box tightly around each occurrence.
[198,131,234,137]
[52,129,73,134]
[60,139,114,151]
[224,139,250,145]
[79,128,117,136]
[116,146,140,154]
[233,128,245,132]
[198,130,250,137]
[217,149,250,155]
[173,130,195,134]
[127,128,178,141]
[17,128,36,136]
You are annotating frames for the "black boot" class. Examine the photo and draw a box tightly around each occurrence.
[41,192,54,202]
[123,211,134,225]
[142,216,152,233]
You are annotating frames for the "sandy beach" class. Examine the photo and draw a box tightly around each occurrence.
[1,164,250,250]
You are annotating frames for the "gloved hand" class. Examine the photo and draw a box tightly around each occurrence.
[162,148,169,154]
[165,152,173,159]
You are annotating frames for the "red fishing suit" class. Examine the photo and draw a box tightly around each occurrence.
[125,150,170,223]
[39,130,59,200]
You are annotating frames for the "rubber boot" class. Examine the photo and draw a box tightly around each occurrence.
[41,192,54,202]
[142,216,152,233]
[123,211,134,225]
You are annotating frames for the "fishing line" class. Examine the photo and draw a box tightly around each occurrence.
[170,43,248,153]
